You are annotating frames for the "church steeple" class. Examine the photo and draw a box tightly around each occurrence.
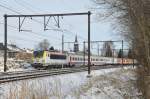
[74,35,79,52]
[75,35,78,42]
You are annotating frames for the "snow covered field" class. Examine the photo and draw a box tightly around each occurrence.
[0,66,143,99]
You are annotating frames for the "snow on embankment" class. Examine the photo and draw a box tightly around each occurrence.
[0,67,143,99]
[0,57,34,72]
[69,67,143,99]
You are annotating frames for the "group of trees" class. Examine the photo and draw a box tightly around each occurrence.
[102,41,133,58]
[117,49,133,58]
[93,0,150,97]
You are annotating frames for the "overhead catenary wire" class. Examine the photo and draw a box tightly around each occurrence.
[0,22,61,41]
[0,2,62,41]
[0,1,84,41]
[0,22,62,49]
[0,2,61,40]
[0,1,88,48]
[10,0,87,41]
[15,0,43,12]
[0,1,90,51]
[14,0,38,14]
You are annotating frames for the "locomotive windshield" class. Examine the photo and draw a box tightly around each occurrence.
[33,51,44,58]
[50,54,66,60]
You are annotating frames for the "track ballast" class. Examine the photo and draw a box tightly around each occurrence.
[0,64,134,84]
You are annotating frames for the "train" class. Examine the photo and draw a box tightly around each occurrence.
[31,50,134,68]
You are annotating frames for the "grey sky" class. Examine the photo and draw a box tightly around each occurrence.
[0,0,124,51]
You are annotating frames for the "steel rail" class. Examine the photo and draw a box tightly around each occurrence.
[0,64,134,84]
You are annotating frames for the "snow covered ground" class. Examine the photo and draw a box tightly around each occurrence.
[0,66,143,99]
[0,57,35,72]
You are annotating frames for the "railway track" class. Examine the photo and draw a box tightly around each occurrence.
[0,64,134,84]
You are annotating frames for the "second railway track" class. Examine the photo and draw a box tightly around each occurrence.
[0,64,134,84]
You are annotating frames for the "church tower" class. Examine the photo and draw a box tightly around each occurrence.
[74,35,79,52]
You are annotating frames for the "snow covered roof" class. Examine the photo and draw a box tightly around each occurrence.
[7,44,23,52]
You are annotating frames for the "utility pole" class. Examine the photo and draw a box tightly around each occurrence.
[113,49,115,64]
[97,43,100,56]
[122,40,124,66]
[62,34,64,53]
[88,11,91,75]
[4,14,7,72]
[83,41,85,66]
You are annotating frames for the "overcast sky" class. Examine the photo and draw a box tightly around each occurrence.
[0,0,125,52]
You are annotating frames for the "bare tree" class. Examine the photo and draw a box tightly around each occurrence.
[93,0,150,97]
[127,49,133,59]
[37,39,50,50]
[101,41,114,57]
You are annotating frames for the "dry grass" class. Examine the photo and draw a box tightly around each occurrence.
[1,78,65,99]
[70,68,143,99]
[137,67,150,99]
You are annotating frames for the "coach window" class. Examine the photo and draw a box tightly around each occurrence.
[74,57,76,61]
[78,57,80,61]
[50,54,66,59]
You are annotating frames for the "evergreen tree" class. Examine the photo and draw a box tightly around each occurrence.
[118,49,123,58]
[49,46,54,50]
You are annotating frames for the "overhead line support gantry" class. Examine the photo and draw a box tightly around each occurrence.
[4,11,92,75]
